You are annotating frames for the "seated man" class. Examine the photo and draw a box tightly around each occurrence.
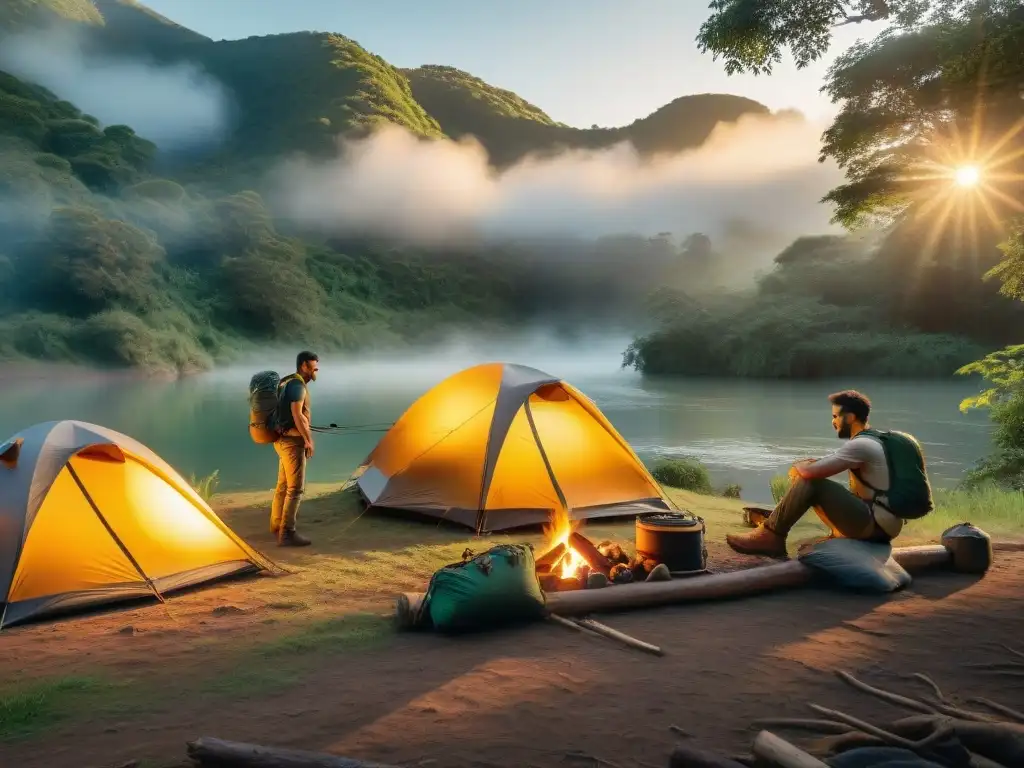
[726,389,931,558]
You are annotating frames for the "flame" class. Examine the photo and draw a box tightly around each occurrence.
[540,506,586,579]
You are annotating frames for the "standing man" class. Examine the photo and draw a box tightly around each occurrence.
[270,351,319,547]
[726,389,933,558]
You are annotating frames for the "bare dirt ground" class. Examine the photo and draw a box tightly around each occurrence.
[1,487,1022,768]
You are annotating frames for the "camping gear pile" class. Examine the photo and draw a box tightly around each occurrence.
[397,524,994,636]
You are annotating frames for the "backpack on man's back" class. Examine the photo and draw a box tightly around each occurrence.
[853,428,934,520]
[247,371,302,444]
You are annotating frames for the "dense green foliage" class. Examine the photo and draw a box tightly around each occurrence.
[0,67,541,370]
[697,1,932,76]
[623,232,1001,378]
[649,458,714,494]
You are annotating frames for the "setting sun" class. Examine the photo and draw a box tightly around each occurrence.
[954,165,981,187]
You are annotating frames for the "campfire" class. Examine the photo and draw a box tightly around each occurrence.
[534,507,668,591]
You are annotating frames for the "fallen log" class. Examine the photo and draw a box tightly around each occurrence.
[186,737,400,768]
[752,730,828,768]
[395,544,954,622]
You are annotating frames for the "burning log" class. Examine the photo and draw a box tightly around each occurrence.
[569,531,612,576]
[535,542,566,573]
[398,544,956,623]
[185,737,400,768]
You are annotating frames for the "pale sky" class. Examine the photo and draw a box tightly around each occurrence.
[142,0,886,128]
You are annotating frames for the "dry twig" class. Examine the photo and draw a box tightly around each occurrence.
[967,697,1024,724]
[912,672,946,702]
[808,704,954,753]
[838,670,997,723]
[1001,644,1024,661]
[834,670,938,715]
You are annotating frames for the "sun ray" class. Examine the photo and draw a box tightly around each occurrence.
[979,117,1024,164]
[979,184,1024,215]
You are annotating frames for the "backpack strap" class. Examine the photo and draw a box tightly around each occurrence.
[848,430,892,513]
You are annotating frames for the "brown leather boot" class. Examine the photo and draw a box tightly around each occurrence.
[278,528,312,547]
[726,525,788,558]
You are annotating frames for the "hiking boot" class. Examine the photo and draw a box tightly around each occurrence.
[277,528,312,547]
[726,525,788,558]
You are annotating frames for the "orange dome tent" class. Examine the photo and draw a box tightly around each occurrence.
[0,421,274,628]
[353,363,673,532]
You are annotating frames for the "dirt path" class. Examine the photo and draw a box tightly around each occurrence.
[9,549,1023,768]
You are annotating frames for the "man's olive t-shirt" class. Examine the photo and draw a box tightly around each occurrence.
[276,378,307,432]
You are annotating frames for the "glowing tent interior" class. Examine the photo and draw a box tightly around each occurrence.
[0,420,274,628]
[352,363,673,532]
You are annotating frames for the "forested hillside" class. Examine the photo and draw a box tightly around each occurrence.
[2,0,1020,391]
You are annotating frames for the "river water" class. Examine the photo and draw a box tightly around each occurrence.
[0,334,994,504]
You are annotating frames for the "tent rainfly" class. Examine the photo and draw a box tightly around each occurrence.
[0,420,273,628]
[353,362,673,532]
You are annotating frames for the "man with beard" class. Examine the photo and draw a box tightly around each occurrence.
[726,390,933,558]
[270,350,319,547]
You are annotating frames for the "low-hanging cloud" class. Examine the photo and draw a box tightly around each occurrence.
[268,109,846,250]
[0,25,230,151]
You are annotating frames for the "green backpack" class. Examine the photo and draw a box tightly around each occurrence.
[852,428,934,520]
[420,544,547,633]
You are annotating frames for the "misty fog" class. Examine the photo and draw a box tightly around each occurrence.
[267,111,845,258]
[0,25,230,151]
[202,328,638,395]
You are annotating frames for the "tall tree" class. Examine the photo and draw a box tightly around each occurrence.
[698,0,1024,487]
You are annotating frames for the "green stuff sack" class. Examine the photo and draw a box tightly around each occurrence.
[423,544,547,633]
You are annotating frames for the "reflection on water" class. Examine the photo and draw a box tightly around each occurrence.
[0,337,993,504]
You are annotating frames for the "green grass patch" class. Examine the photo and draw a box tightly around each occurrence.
[907,484,1024,540]
[770,474,790,504]
[255,612,393,657]
[650,457,714,494]
[203,612,394,697]
[0,676,113,740]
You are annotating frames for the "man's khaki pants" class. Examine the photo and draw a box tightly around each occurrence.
[271,436,306,532]
[766,476,890,542]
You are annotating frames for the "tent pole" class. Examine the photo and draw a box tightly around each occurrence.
[66,461,166,605]
[524,401,570,516]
